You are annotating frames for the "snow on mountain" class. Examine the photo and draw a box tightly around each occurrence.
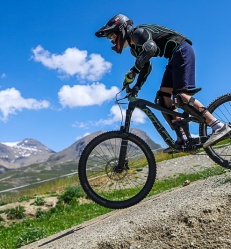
[2,141,20,147]
[2,141,38,157]
[0,129,162,171]
[0,138,55,169]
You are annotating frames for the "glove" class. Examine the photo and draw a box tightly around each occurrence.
[123,69,136,86]
[127,85,140,96]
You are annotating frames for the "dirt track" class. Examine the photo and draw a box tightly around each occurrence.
[21,154,231,249]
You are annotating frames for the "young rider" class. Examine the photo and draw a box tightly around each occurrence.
[95,14,231,150]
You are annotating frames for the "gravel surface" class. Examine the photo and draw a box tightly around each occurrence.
[20,154,231,249]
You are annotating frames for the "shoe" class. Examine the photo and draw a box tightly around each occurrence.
[203,124,231,148]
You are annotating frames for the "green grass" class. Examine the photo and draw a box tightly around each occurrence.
[0,202,110,249]
[0,164,228,249]
[213,137,231,149]
[155,151,189,162]
[149,165,226,196]
[0,161,78,192]
[0,175,79,206]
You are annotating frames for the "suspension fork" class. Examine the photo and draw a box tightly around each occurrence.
[117,106,134,172]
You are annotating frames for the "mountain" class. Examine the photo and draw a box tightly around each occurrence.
[0,130,162,191]
[0,129,161,170]
[47,128,161,164]
[130,128,161,151]
[47,131,103,163]
[0,139,55,169]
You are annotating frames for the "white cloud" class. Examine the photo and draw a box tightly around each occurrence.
[73,105,146,128]
[58,83,119,107]
[31,45,112,81]
[97,105,146,125]
[0,88,50,121]
[98,105,123,125]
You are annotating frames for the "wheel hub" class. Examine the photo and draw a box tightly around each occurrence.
[105,158,128,180]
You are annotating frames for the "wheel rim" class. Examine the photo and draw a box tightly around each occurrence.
[82,135,154,204]
[203,95,231,167]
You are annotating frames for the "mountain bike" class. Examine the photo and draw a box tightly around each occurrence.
[78,86,231,209]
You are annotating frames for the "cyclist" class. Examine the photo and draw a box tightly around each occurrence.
[95,14,231,150]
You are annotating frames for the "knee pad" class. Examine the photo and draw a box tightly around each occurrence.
[154,90,172,107]
[155,90,176,129]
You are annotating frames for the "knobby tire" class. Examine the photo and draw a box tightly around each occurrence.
[199,93,231,169]
[78,131,156,209]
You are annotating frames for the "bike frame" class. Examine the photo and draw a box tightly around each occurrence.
[127,96,207,146]
[117,95,208,169]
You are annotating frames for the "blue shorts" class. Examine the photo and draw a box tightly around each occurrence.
[160,41,196,90]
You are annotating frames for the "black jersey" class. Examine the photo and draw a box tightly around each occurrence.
[131,24,192,59]
[129,24,192,89]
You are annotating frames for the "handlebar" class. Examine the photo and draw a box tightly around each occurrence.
[115,83,139,117]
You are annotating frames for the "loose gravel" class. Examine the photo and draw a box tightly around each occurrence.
[21,154,231,249]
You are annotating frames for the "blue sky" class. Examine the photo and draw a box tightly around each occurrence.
[0,0,231,152]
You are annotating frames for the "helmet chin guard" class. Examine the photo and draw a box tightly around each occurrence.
[95,14,134,54]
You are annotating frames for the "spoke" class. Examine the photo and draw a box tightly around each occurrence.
[85,137,150,202]
[206,96,231,168]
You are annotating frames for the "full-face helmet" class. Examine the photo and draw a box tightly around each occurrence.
[95,14,134,54]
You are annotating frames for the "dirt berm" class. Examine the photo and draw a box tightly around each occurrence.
[21,155,231,249]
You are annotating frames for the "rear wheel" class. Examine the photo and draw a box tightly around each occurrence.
[199,93,231,169]
[78,131,156,209]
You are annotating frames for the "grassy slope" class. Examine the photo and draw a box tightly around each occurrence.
[0,152,227,249]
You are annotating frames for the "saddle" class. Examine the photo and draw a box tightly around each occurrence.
[173,87,202,96]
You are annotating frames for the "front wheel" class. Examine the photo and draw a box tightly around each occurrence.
[78,131,156,209]
[199,93,231,169]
